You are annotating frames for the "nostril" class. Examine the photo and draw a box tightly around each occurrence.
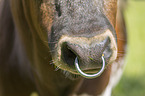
[103,44,112,58]
[99,37,110,47]
[61,42,77,67]
[102,37,112,60]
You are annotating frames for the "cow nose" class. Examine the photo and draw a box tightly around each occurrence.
[61,37,111,71]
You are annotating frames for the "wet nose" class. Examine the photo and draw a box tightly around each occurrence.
[61,37,111,70]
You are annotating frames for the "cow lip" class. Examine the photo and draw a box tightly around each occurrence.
[73,68,101,74]
[82,68,101,73]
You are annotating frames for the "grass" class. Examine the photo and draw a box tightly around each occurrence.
[112,0,145,96]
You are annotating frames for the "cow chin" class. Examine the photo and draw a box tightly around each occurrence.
[51,29,117,79]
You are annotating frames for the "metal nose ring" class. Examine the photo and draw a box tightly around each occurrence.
[75,55,105,79]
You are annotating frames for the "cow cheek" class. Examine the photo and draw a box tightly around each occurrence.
[40,3,54,34]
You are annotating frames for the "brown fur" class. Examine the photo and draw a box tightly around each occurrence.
[0,0,127,96]
[103,0,118,27]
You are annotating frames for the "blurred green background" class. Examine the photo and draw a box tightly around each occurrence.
[112,0,145,96]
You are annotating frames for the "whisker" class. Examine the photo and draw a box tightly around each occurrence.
[116,38,126,41]
[49,60,56,64]
[49,61,54,65]
[118,51,125,52]
[49,49,57,53]
[46,1,55,5]
[52,60,58,64]
[117,53,124,55]
[48,41,58,44]
[43,40,59,44]
[117,53,125,56]
[54,64,62,71]
[43,41,49,43]
[63,70,70,78]
[49,58,60,65]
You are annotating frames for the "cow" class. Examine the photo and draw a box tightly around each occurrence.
[0,0,127,96]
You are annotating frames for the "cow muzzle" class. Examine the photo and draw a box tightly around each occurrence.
[52,30,117,78]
